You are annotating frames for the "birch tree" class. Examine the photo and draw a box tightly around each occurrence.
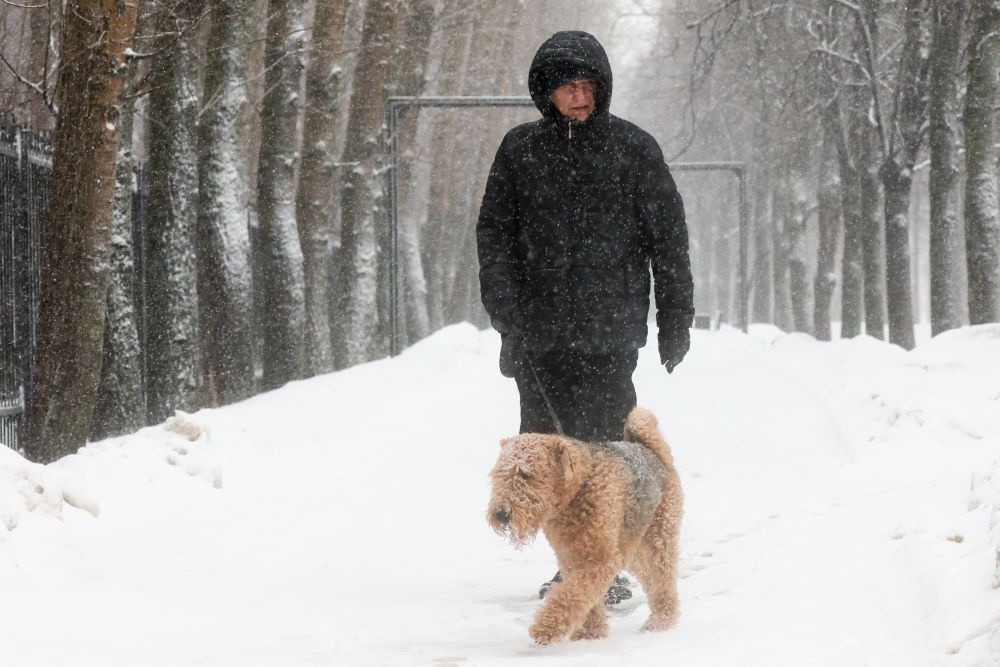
[26,0,138,462]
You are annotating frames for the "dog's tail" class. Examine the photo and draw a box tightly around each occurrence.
[624,406,674,469]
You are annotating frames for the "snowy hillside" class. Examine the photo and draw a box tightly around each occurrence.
[2,324,999,666]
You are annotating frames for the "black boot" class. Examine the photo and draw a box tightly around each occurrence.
[538,571,633,605]
[605,574,633,605]
[538,571,563,599]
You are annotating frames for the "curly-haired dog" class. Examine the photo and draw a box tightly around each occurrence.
[487,406,683,644]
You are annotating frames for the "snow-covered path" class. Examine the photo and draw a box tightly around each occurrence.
[2,324,999,666]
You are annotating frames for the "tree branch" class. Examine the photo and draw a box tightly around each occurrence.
[0,50,56,113]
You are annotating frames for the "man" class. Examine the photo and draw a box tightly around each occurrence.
[476,31,693,602]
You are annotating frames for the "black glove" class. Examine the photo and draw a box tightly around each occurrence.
[499,334,519,378]
[658,325,690,374]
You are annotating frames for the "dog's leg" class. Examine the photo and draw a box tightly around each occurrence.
[529,558,618,644]
[569,604,609,641]
[633,511,681,632]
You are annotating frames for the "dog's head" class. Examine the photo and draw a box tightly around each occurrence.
[486,434,584,548]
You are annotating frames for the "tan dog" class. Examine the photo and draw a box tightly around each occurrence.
[487,406,683,644]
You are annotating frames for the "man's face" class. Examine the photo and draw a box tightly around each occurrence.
[550,79,596,122]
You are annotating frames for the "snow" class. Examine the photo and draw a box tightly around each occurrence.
[2,323,1000,666]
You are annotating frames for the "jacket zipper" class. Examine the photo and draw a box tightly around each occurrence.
[568,123,573,140]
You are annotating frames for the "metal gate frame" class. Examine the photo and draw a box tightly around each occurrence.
[386,95,750,357]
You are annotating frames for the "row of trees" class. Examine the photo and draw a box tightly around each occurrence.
[655,0,1000,346]
[0,0,637,462]
[7,0,995,461]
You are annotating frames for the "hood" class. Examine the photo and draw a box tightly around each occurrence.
[528,31,613,120]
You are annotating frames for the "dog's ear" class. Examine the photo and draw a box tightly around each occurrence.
[551,438,580,481]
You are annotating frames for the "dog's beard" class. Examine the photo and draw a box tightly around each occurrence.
[502,519,540,549]
[488,502,543,549]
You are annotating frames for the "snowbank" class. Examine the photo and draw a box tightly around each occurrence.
[1,323,998,666]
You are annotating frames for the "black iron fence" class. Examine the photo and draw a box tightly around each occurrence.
[0,120,264,454]
[0,121,51,453]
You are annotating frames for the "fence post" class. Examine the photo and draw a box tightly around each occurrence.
[14,128,31,448]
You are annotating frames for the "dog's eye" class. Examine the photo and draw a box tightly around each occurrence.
[518,470,531,480]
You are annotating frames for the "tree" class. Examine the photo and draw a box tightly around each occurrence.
[26,0,138,462]
[814,109,841,341]
[927,0,967,335]
[420,0,476,333]
[880,0,930,350]
[198,0,256,404]
[832,74,867,339]
[389,0,436,347]
[785,136,812,334]
[257,0,307,388]
[91,62,144,441]
[450,0,524,327]
[296,0,350,375]
[963,0,1000,324]
[333,0,401,367]
[144,0,203,424]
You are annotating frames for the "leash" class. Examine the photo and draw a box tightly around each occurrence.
[526,355,565,436]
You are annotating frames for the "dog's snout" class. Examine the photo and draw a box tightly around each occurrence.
[493,508,511,525]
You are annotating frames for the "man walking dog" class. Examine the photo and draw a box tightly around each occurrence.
[476,30,694,604]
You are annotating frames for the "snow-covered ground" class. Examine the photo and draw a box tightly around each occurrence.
[2,323,999,666]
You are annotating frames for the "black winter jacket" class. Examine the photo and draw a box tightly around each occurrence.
[477,31,693,361]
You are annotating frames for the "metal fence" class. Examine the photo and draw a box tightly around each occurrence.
[0,121,257,454]
[0,121,51,453]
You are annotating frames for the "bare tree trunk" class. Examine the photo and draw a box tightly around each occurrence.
[750,166,773,324]
[391,0,436,347]
[333,0,401,367]
[860,130,885,339]
[963,0,1000,324]
[836,81,867,339]
[422,0,475,332]
[26,0,138,462]
[881,0,929,350]
[198,0,255,402]
[771,173,793,331]
[928,0,966,335]
[442,0,513,326]
[853,0,887,340]
[296,0,350,375]
[144,0,202,425]
[92,71,144,441]
[786,140,811,334]
[257,0,307,388]
[814,110,841,341]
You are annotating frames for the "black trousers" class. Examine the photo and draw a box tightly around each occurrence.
[512,348,639,442]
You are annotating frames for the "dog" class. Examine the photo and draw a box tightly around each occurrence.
[487,406,683,644]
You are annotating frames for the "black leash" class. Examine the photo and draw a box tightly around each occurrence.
[526,356,565,436]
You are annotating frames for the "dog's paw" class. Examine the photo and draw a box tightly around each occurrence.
[640,612,678,633]
[529,622,564,645]
[570,625,608,641]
